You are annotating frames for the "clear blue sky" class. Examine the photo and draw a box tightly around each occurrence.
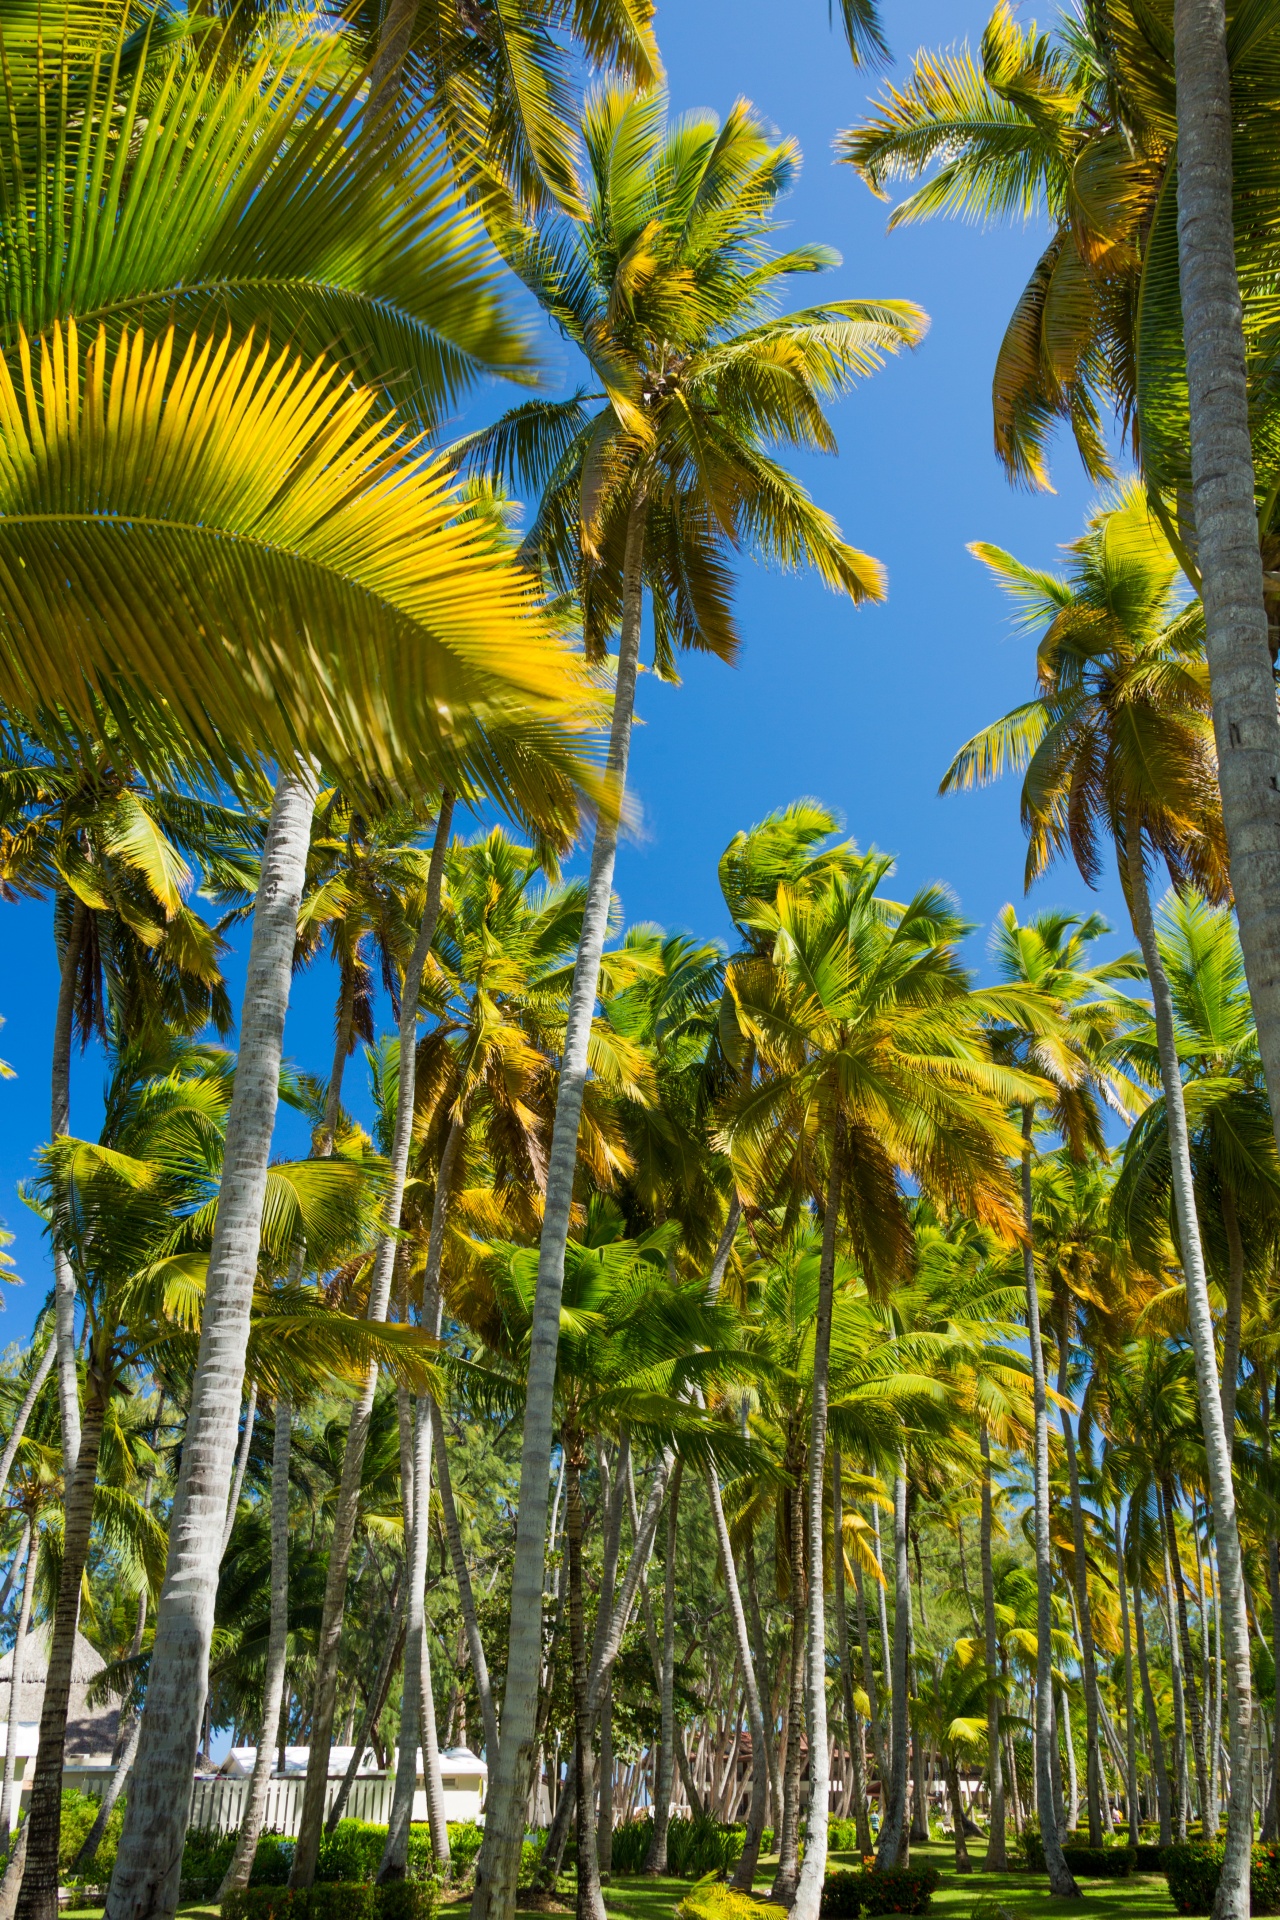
[0,0,1136,1347]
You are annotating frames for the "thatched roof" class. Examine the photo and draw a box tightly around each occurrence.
[0,1627,121,1762]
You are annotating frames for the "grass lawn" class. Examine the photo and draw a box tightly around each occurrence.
[60,1836,1181,1920]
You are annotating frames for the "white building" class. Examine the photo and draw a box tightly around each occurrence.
[204,1744,488,1831]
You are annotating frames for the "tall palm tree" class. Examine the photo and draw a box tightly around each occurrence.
[942,483,1257,1884]
[719,860,1034,1914]
[460,90,925,1920]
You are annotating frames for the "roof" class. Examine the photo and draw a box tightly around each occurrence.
[219,1745,381,1779]
[0,1627,120,1764]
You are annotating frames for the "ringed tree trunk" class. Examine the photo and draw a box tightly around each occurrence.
[833,1447,874,1859]
[1161,1479,1212,1829]
[0,1524,33,1854]
[1135,1546,1173,1844]
[0,1345,55,1517]
[222,1384,259,1558]
[566,1428,606,1920]
[292,794,453,1889]
[644,1463,682,1874]
[1219,1188,1245,1458]
[745,1533,784,1827]
[381,1119,464,1881]
[944,1752,972,1872]
[1057,1300,1103,1845]
[873,1465,912,1872]
[105,764,319,1920]
[705,1469,768,1892]
[470,496,647,1920]
[50,894,87,1484]
[792,1121,848,1920]
[772,1465,807,1902]
[220,1397,293,1897]
[979,1425,1008,1871]
[1114,1501,1142,1847]
[16,1388,106,1920]
[1125,835,1251,1896]
[1018,1108,1079,1898]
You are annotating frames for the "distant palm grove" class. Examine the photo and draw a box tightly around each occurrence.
[0,5,1278,1920]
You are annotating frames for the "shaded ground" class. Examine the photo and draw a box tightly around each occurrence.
[61,1834,1181,1919]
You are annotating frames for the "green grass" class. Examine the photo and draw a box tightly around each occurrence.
[591,1837,1179,1920]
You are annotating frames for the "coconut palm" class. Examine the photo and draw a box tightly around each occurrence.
[942,481,1256,1880]
[719,857,1035,1911]
[457,89,925,1918]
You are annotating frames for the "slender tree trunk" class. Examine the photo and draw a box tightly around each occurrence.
[1162,1479,1212,1827]
[1114,1502,1141,1847]
[76,1713,141,1879]
[1193,1510,1218,1833]
[17,1390,105,1920]
[702,1469,767,1892]
[328,1578,407,1833]
[872,1508,892,1780]
[1018,1108,1079,1896]
[1059,1686,1079,1832]
[645,1464,682,1875]
[471,496,647,1920]
[0,1347,54,1519]
[0,1525,33,1855]
[293,794,452,1888]
[1057,1301,1102,1845]
[745,1535,783,1828]
[597,1698,614,1877]
[979,1426,1008,1871]
[222,1384,258,1558]
[945,1754,971,1872]
[433,1406,498,1761]
[1126,839,1252,1904]
[220,1398,292,1896]
[1164,1542,1191,1839]
[833,1449,874,1858]
[1219,1191,1245,1468]
[792,1124,845,1920]
[566,1435,606,1920]
[874,1467,912,1872]
[772,1467,807,1903]
[50,896,87,1484]
[102,766,317,1920]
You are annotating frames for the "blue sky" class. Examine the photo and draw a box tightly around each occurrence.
[0,0,1139,1348]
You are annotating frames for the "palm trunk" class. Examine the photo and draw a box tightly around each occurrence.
[0,1525,33,1854]
[945,1754,971,1872]
[1126,838,1252,1899]
[222,1384,259,1558]
[1059,1686,1079,1831]
[873,1466,911,1872]
[979,1426,1008,1871]
[745,1535,783,1827]
[470,495,647,1920]
[1220,1188,1245,1459]
[220,1397,292,1896]
[772,1468,807,1903]
[1057,1302,1102,1845]
[328,1573,406,1834]
[1164,1540,1191,1838]
[872,1509,892,1780]
[832,1448,874,1858]
[1114,1503,1141,1847]
[792,1122,847,1920]
[598,1698,614,1876]
[16,1390,105,1920]
[645,1464,682,1874]
[50,895,87,1483]
[850,1559,884,1785]
[433,1406,498,1761]
[104,765,316,1920]
[566,1433,606,1920]
[1162,1478,1212,1827]
[0,1346,55,1518]
[320,963,357,1156]
[293,794,452,1889]
[704,1469,767,1892]
[1018,1108,1079,1896]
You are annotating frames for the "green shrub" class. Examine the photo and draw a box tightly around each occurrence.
[676,1875,787,1920]
[666,1818,744,1878]
[1061,1844,1135,1879]
[607,1818,654,1875]
[222,1883,436,1920]
[1134,1842,1168,1871]
[819,1866,939,1917]
[317,1818,385,1884]
[1165,1840,1280,1916]
[827,1820,863,1854]
[1019,1827,1045,1873]
[446,1822,485,1873]
[59,1788,128,1886]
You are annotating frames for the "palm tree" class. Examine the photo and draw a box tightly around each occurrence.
[720,859,1034,1913]
[942,483,1256,1884]
[460,89,925,1920]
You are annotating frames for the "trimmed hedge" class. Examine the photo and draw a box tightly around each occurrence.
[222,1884,435,1920]
[820,1866,940,1917]
[1134,1843,1168,1871]
[1060,1845,1135,1879]
[1165,1840,1280,1915]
